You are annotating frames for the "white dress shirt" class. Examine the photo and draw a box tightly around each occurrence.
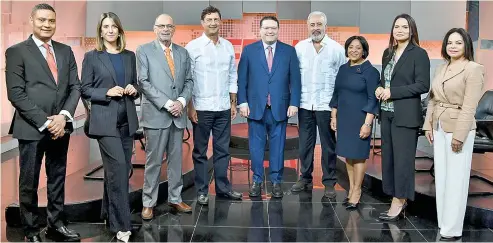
[239,41,277,108]
[157,42,187,110]
[31,35,74,132]
[295,35,346,111]
[185,33,238,111]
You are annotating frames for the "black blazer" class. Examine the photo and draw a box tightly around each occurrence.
[380,43,430,127]
[6,35,81,140]
[80,49,139,137]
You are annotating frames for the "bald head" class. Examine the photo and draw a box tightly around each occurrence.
[155,14,173,25]
[154,14,175,44]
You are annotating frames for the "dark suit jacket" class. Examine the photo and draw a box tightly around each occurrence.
[380,43,430,127]
[237,41,301,121]
[6,35,81,140]
[80,49,139,137]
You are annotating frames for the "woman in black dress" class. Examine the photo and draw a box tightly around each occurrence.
[329,36,380,209]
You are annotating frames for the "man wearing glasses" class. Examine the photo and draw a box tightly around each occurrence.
[185,6,242,205]
[237,16,301,198]
[137,14,193,218]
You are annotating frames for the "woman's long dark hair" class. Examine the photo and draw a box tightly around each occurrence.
[387,13,420,57]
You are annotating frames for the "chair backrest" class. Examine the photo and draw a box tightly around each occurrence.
[475,90,493,140]
[475,90,493,120]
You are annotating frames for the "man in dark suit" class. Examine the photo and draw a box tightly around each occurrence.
[5,4,81,242]
[237,16,301,198]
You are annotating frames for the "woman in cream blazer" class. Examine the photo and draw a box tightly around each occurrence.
[423,28,485,241]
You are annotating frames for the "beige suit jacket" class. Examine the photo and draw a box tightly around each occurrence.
[423,60,485,142]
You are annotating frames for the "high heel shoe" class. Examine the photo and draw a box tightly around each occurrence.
[343,197,349,205]
[379,202,407,221]
[346,202,359,210]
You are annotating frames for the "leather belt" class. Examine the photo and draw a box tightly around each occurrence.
[439,102,461,109]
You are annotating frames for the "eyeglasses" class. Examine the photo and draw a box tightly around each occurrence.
[204,18,220,24]
[261,26,278,31]
[155,24,175,30]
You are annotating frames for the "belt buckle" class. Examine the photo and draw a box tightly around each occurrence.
[266,105,271,109]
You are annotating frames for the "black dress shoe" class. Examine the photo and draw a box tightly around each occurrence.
[26,234,42,242]
[272,183,283,198]
[439,236,461,241]
[197,194,209,205]
[45,226,80,242]
[323,186,337,200]
[217,191,243,200]
[249,182,262,197]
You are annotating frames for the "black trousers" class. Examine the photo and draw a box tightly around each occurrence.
[192,110,232,196]
[18,134,70,237]
[380,111,419,200]
[298,109,337,187]
[97,124,133,233]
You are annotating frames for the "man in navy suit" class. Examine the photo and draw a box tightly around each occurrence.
[238,16,301,198]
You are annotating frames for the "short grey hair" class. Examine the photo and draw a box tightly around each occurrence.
[307,11,327,26]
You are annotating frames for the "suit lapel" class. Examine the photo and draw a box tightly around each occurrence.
[270,42,283,76]
[391,44,414,79]
[26,37,56,85]
[173,45,181,79]
[441,61,468,83]
[97,51,118,85]
[257,42,269,74]
[153,40,174,81]
[122,51,132,85]
[52,41,64,74]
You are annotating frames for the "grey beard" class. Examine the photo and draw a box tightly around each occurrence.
[311,34,323,42]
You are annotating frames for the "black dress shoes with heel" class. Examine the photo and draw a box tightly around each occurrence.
[272,183,283,198]
[249,182,262,197]
[45,226,80,242]
[379,202,408,222]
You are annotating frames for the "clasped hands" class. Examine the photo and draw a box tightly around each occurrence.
[47,114,66,140]
[106,84,138,97]
[375,87,391,101]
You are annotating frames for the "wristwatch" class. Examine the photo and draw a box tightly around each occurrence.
[63,114,70,121]
[363,122,372,127]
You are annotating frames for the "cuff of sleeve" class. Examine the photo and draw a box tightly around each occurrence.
[177,97,186,108]
[164,99,173,110]
[239,103,248,108]
[38,120,52,132]
[59,110,74,123]
[229,85,238,94]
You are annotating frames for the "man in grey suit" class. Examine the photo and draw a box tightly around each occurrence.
[137,14,193,219]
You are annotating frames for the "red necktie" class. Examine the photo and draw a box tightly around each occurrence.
[42,43,58,84]
[267,46,273,106]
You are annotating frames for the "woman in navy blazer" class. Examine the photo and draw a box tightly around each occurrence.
[375,14,430,221]
[80,12,139,242]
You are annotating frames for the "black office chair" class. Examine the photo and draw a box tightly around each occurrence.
[469,90,493,196]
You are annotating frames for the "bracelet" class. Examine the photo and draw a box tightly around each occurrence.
[364,123,372,127]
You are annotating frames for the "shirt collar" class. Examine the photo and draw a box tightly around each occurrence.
[308,34,330,46]
[201,33,221,46]
[262,41,277,50]
[31,34,53,48]
[159,42,173,52]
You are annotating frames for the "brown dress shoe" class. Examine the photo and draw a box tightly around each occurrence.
[168,202,192,213]
[141,207,153,220]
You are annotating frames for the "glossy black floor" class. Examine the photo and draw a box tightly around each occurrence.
[4,165,493,242]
